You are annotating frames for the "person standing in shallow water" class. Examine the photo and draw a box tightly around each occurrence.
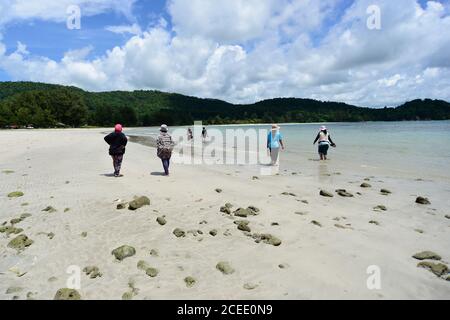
[267,124,285,166]
[313,125,336,160]
[157,124,175,176]
[104,124,128,177]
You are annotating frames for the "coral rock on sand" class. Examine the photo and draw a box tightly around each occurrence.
[233,207,260,218]
[319,190,334,197]
[417,262,448,277]
[252,233,282,246]
[173,228,186,238]
[415,197,431,205]
[311,220,322,227]
[150,249,159,256]
[209,229,218,237]
[335,189,354,197]
[380,189,392,195]
[0,225,23,236]
[116,203,128,210]
[412,251,441,261]
[83,266,102,279]
[184,276,196,288]
[235,220,251,232]
[369,220,380,226]
[373,205,387,212]
[42,206,57,213]
[112,245,136,261]
[216,261,235,275]
[81,232,88,238]
[128,196,150,210]
[54,288,81,300]
[243,283,258,290]
[445,215,450,220]
[156,216,167,226]
[215,188,223,193]
[7,191,24,198]
[8,234,33,251]
[360,183,372,188]
[220,205,232,215]
[137,260,159,277]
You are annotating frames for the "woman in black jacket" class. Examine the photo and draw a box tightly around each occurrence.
[104,124,128,177]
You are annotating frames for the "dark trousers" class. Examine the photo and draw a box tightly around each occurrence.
[111,154,123,175]
[161,158,170,175]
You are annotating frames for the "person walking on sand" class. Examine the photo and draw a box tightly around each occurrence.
[313,125,336,160]
[104,124,128,177]
[267,124,285,166]
[187,128,193,141]
[157,124,175,176]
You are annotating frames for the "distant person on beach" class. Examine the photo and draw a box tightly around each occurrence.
[157,124,175,176]
[187,128,193,141]
[313,126,336,160]
[267,124,285,165]
[104,124,128,177]
[202,127,208,141]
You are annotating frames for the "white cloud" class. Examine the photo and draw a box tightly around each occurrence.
[0,0,449,107]
[105,23,141,35]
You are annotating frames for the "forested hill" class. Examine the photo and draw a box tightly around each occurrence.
[1,81,449,128]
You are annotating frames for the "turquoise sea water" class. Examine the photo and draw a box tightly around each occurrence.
[128,121,450,181]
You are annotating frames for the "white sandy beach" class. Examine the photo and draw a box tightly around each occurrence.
[0,128,449,300]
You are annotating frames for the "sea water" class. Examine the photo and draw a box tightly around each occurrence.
[128,120,450,181]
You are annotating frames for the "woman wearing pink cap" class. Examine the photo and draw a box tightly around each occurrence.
[104,124,128,177]
[313,126,336,160]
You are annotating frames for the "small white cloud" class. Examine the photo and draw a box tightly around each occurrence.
[105,23,142,35]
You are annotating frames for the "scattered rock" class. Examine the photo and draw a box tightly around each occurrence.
[220,206,231,215]
[416,197,431,205]
[311,220,322,227]
[335,189,354,197]
[334,224,353,230]
[116,203,128,210]
[360,183,371,188]
[243,283,258,290]
[173,228,186,238]
[8,191,24,198]
[150,249,159,257]
[54,288,81,300]
[215,188,223,193]
[319,190,333,197]
[81,232,88,238]
[369,220,380,226]
[209,229,218,237]
[413,251,441,261]
[83,266,102,279]
[271,222,279,226]
[414,229,424,234]
[184,276,196,288]
[252,233,282,246]
[380,189,392,195]
[21,202,29,206]
[8,234,33,251]
[42,206,57,213]
[216,261,235,275]
[128,196,150,210]
[373,205,387,212]
[10,218,22,225]
[233,208,254,218]
[252,176,259,180]
[2,170,15,174]
[146,267,159,278]
[445,215,450,220]
[156,216,167,226]
[295,211,308,216]
[112,245,136,261]
[278,264,289,269]
[417,261,448,277]
[301,200,309,204]
[235,220,251,232]
[6,287,23,294]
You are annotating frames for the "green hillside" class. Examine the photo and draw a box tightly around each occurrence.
[1,81,449,128]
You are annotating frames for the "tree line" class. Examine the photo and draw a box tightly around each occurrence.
[1,81,449,128]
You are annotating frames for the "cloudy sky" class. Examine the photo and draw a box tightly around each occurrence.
[0,0,449,107]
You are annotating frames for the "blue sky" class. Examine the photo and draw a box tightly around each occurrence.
[0,0,449,107]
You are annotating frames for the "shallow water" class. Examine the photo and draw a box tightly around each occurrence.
[128,121,450,181]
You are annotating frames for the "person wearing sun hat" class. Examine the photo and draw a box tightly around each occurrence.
[267,124,285,166]
[104,124,128,177]
[313,125,336,160]
[156,124,175,176]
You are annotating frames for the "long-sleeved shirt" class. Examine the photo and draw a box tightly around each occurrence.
[104,131,128,155]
